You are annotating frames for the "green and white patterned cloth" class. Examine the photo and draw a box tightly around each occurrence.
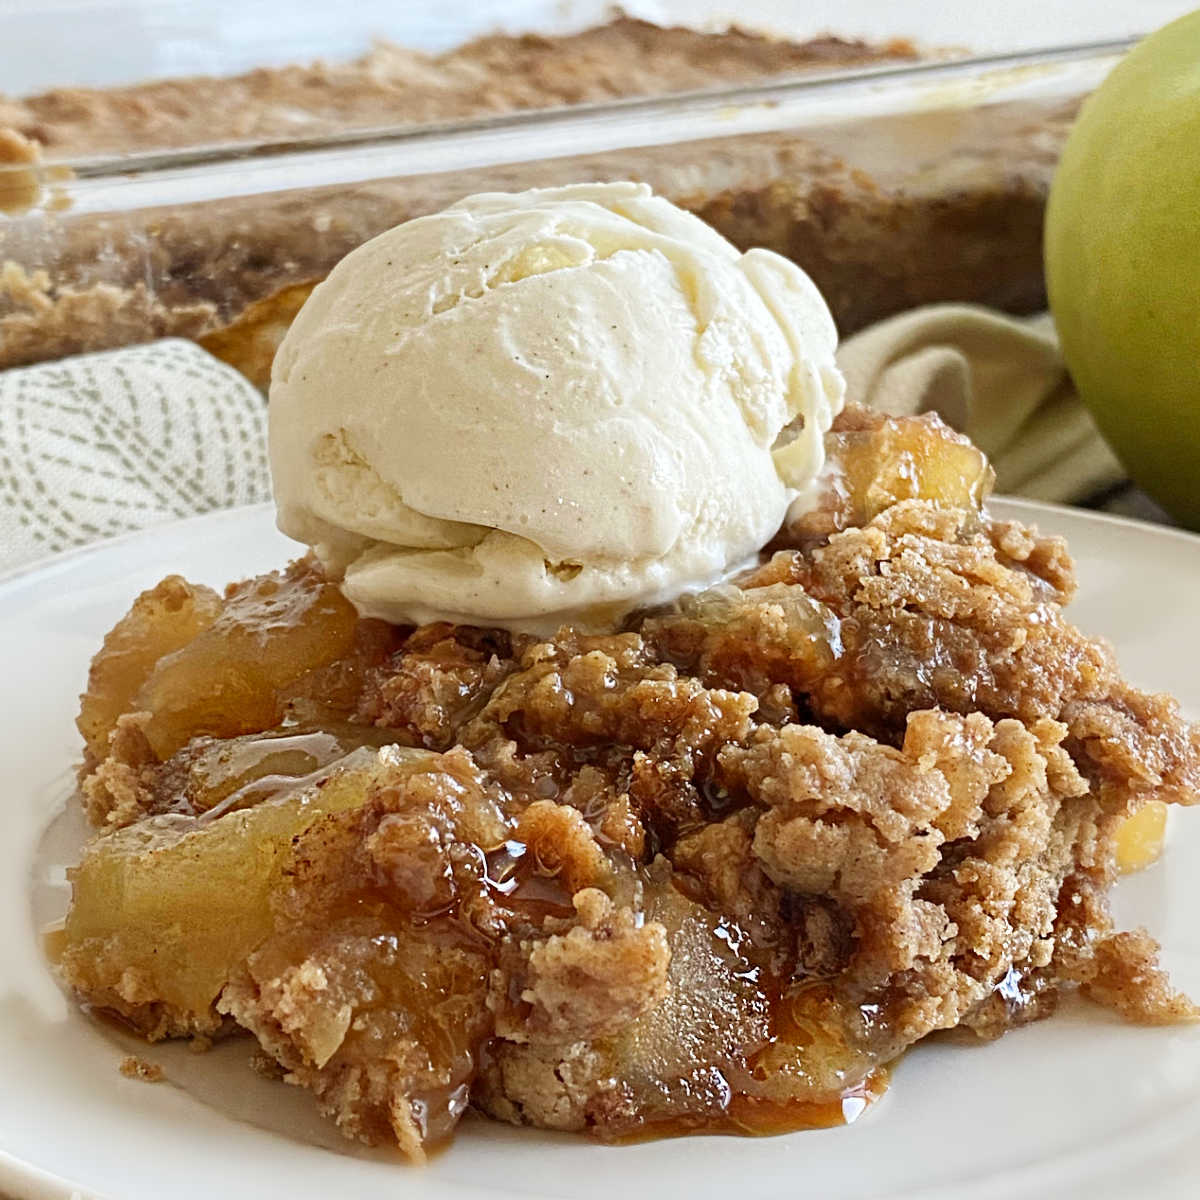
[0,339,268,573]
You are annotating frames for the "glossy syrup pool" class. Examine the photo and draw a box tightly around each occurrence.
[170,724,405,820]
[608,1070,891,1144]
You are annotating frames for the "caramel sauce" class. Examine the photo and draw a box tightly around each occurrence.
[608,1071,889,1143]
[731,1071,889,1133]
[410,1081,473,1154]
[484,840,577,922]
[42,923,67,965]
[178,724,399,821]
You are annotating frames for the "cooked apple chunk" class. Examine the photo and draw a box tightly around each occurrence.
[79,559,400,828]
[1115,800,1168,873]
[60,748,431,1038]
[77,575,221,764]
[781,404,993,543]
[132,558,368,758]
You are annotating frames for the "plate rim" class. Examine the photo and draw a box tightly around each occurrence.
[0,501,280,590]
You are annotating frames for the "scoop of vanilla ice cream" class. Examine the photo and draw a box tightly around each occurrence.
[269,181,844,632]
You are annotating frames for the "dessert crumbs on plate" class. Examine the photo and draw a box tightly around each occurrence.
[119,1055,164,1083]
[249,1050,286,1080]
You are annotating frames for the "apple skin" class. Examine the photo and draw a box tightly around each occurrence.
[1045,10,1200,527]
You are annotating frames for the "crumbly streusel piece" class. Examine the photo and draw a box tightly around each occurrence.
[1075,929,1198,1024]
[356,624,521,749]
[215,748,511,1157]
[662,498,1200,820]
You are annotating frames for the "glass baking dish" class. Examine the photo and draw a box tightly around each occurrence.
[0,38,1126,388]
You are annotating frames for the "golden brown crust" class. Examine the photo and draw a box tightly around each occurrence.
[0,263,218,366]
[3,19,916,159]
[1077,930,1200,1024]
[118,1055,164,1082]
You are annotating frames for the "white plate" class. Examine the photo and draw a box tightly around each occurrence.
[2,498,1200,1200]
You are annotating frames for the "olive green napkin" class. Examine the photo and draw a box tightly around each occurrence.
[836,304,1125,503]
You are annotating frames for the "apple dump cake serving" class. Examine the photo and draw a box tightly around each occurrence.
[58,184,1199,1161]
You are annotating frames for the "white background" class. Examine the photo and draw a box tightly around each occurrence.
[0,0,1197,96]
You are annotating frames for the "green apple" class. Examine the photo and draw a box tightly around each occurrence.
[1045,10,1200,526]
